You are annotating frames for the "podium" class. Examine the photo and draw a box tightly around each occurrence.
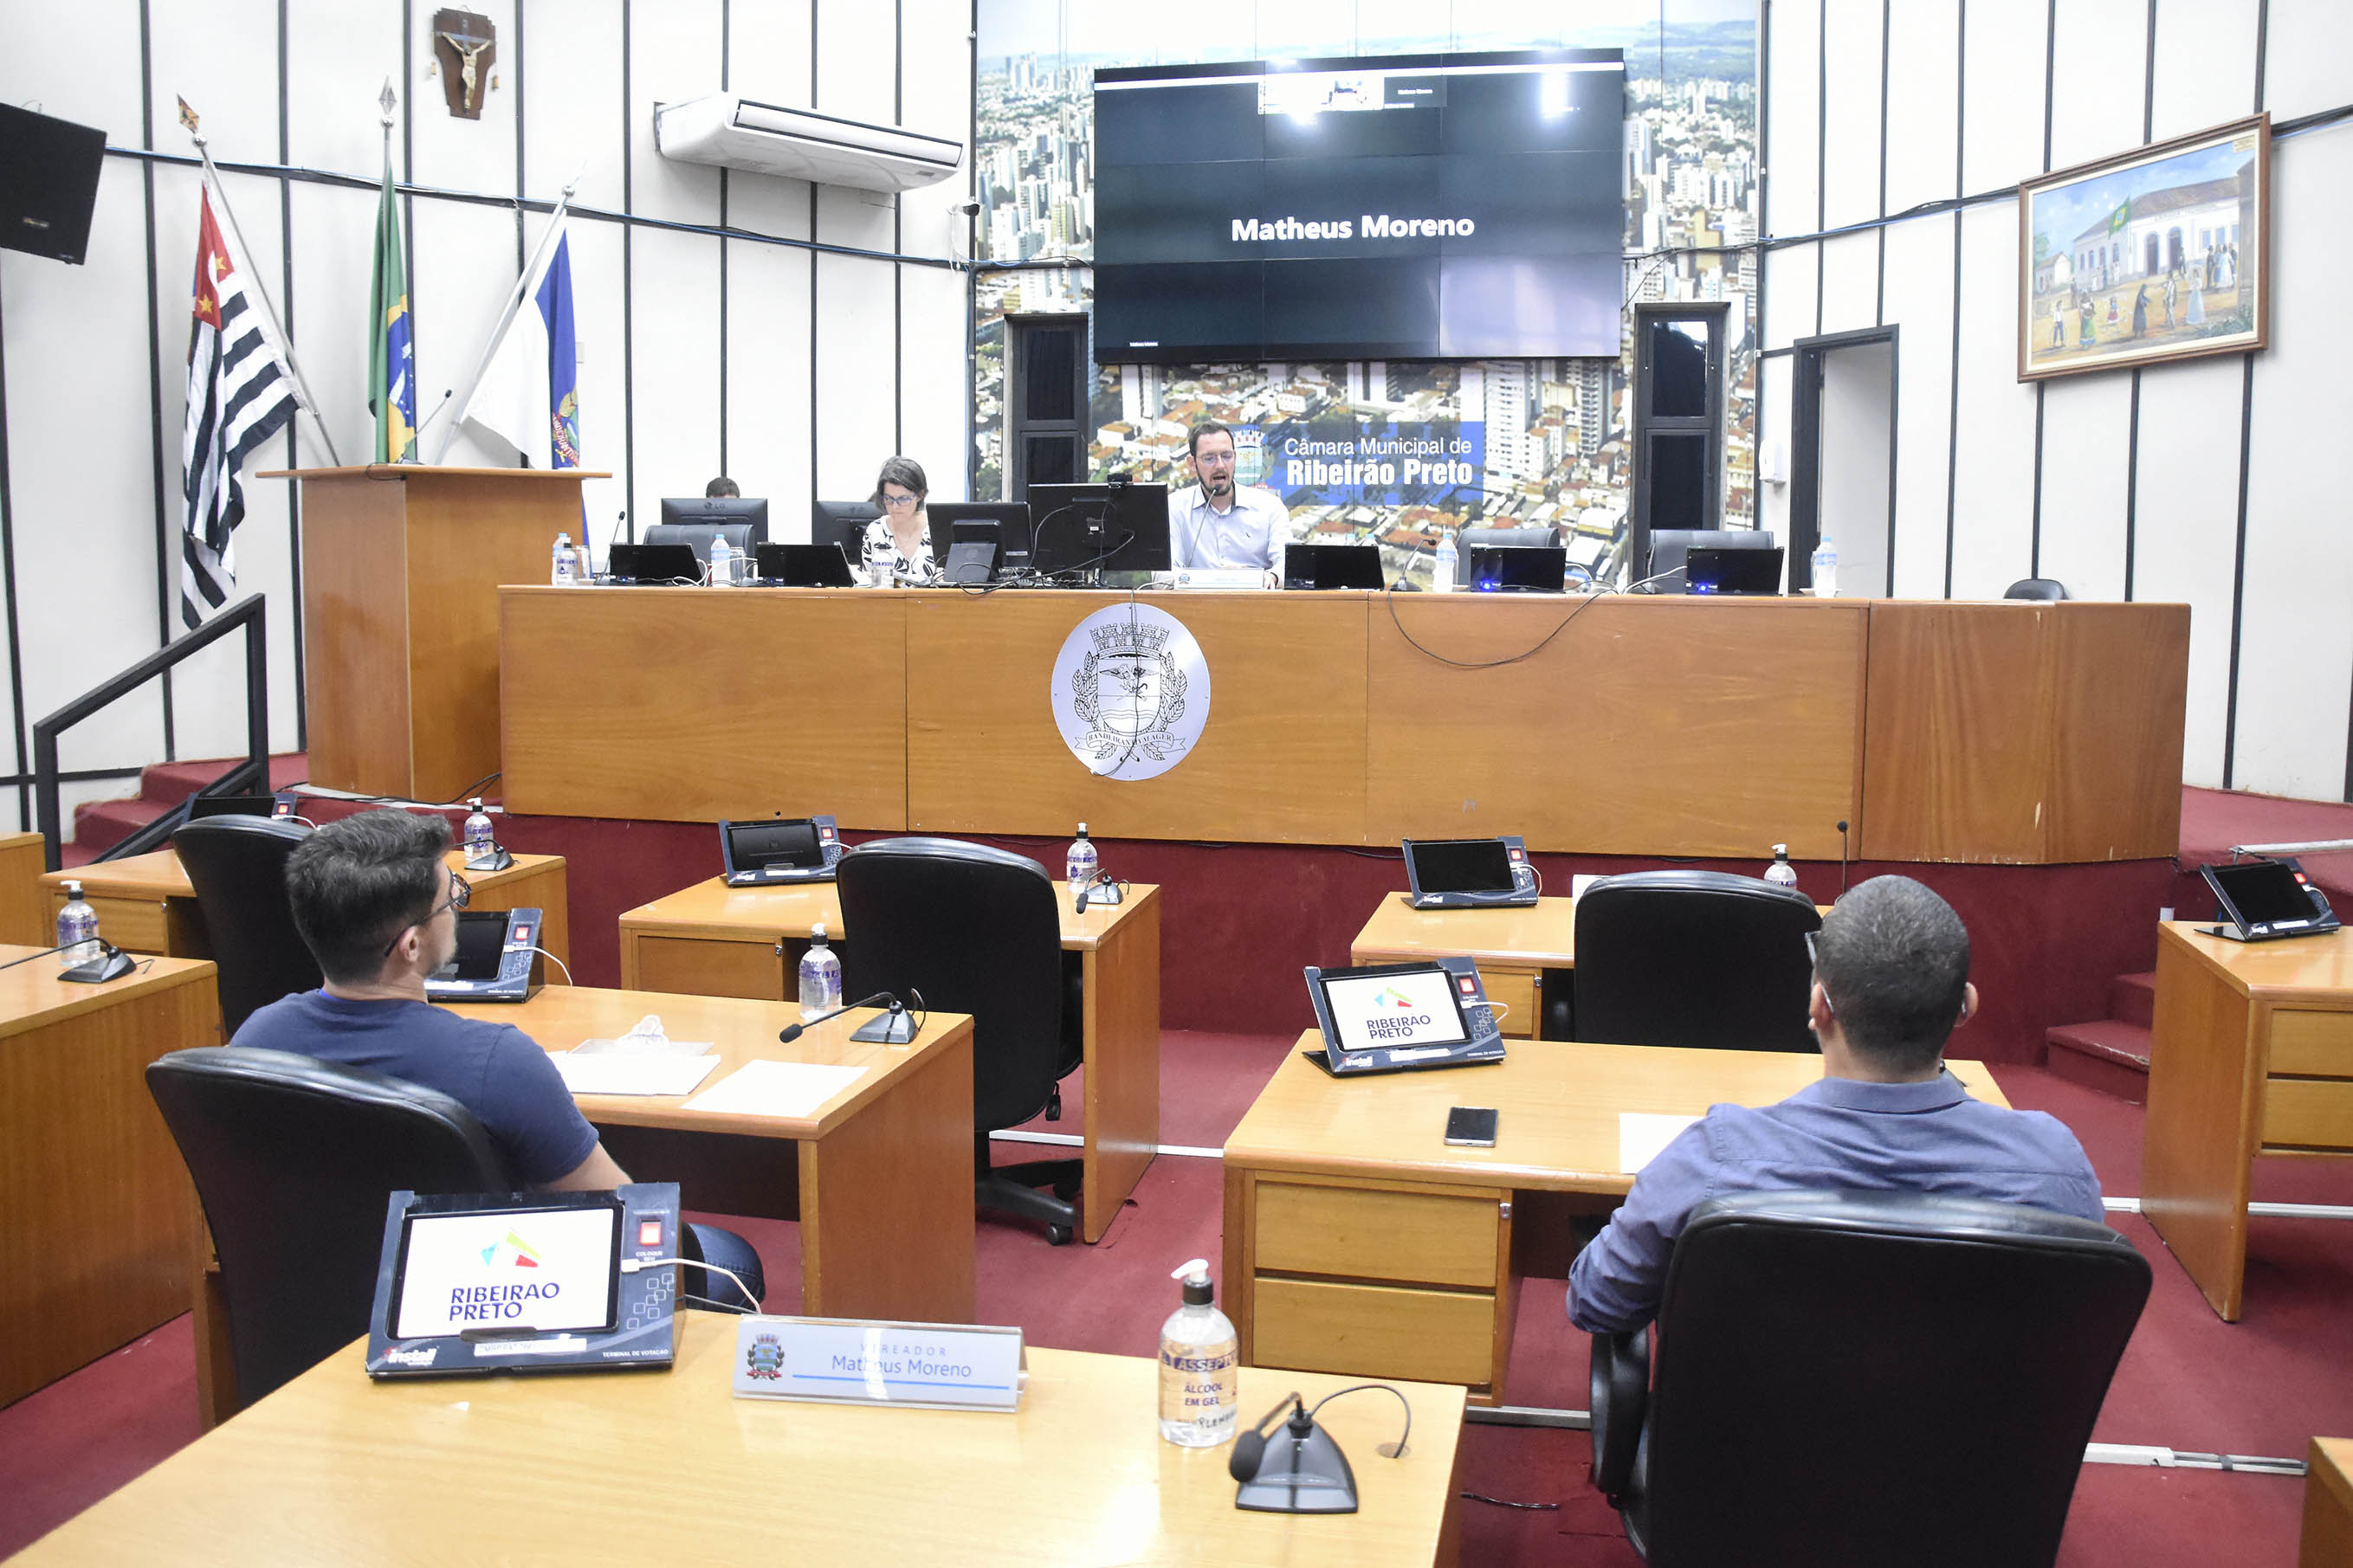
[268,466,605,803]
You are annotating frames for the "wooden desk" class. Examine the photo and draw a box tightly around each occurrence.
[1221,1036,2010,1404]
[42,848,571,971]
[1350,894,1578,1041]
[0,829,48,945]
[190,987,975,1426]
[0,950,220,1406]
[2305,1437,2353,1568]
[618,876,1163,1244]
[15,1313,1468,1567]
[2143,922,2353,1320]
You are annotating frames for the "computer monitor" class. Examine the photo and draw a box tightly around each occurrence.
[656,496,768,546]
[604,543,702,584]
[1685,545,1785,596]
[1454,526,1556,587]
[812,500,881,558]
[1283,543,1387,590]
[1466,545,1568,593]
[1642,528,1776,591]
[1027,483,1172,577]
[752,543,858,587]
[927,502,1034,570]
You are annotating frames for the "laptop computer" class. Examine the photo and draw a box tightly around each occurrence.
[1401,836,1539,908]
[1302,957,1508,1076]
[603,543,702,585]
[1466,545,1566,593]
[2199,856,2340,942]
[753,543,859,588]
[1685,545,1786,595]
[720,816,844,886]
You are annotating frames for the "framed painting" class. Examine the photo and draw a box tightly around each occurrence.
[2019,113,2268,381]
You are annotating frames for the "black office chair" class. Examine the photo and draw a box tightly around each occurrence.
[147,1046,762,1410]
[834,836,1086,1243]
[171,816,320,1035]
[1587,1189,2149,1565]
[1573,870,1820,1052]
[2004,577,2070,600]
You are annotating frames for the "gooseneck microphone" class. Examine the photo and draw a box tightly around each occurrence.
[778,991,895,1043]
[1837,819,1851,895]
[1229,1394,1312,1482]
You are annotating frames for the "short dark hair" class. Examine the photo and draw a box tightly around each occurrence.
[1810,875,1971,1071]
[870,455,927,506]
[705,475,740,498]
[1188,421,1232,459]
[284,809,452,983]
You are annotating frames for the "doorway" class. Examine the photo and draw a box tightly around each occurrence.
[1787,327,1897,597]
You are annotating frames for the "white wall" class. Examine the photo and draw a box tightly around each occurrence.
[1763,0,2353,797]
[1818,339,1892,598]
[0,0,975,830]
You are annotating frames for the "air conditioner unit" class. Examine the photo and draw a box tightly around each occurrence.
[653,93,964,193]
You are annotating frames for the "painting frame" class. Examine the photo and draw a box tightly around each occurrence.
[2017,113,2269,382]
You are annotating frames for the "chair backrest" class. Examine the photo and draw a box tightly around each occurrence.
[172,815,320,1036]
[2004,576,2070,600]
[833,836,1066,1132]
[1638,1189,2150,1568]
[145,1045,513,1408]
[1573,869,1820,1052]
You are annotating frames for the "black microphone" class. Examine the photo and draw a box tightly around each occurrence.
[1836,819,1851,895]
[778,991,895,1043]
[1229,1393,1308,1482]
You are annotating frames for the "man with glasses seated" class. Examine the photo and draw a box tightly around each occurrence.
[1170,420,1287,574]
[232,808,626,1191]
[1566,874,2105,1332]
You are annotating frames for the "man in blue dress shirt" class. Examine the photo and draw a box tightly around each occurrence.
[1168,421,1289,572]
[1567,874,2105,1332]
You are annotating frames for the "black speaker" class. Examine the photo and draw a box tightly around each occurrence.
[0,104,107,266]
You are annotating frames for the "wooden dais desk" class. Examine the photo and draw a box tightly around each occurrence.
[0,950,220,1406]
[2143,922,2353,1320]
[618,876,1162,1243]
[191,987,975,1426]
[42,847,570,970]
[2305,1438,2353,1567]
[1350,894,1578,1040]
[1222,1035,2008,1405]
[16,1314,1468,1567]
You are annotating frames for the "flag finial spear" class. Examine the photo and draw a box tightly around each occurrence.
[378,78,398,128]
[177,96,204,147]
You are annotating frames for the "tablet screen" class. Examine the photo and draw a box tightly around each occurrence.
[1408,838,1517,894]
[730,820,823,868]
[1320,967,1473,1053]
[391,1203,620,1340]
[2210,860,2318,927]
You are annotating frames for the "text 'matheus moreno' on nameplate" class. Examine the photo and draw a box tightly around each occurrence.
[732,1316,1026,1412]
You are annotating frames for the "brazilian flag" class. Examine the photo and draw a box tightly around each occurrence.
[368,152,416,463]
[2105,197,2133,235]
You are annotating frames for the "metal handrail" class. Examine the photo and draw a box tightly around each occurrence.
[33,594,268,871]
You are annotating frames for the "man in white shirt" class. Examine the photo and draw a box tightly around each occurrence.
[1168,422,1289,572]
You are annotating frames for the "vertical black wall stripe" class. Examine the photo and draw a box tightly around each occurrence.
[966,0,980,494]
[2027,0,2054,580]
[1943,0,1967,600]
[1874,0,1889,326]
[514,0,527,276]
[401,0,415,358]
[621,0,637,543]
[0,291,29,831]
[2124,0,2154,605]
[138,0,176,768]
[278,0,305,750]
[718,3,731,481]
[1813,0,1826,336]
[809,1,820,523]
[2223,0,2269,787]
[893,0,904,461]
[1754,1,1771,520]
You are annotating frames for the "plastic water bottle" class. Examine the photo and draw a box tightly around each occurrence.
[798,920,842,1020]
[551,532,579,586]
[708,533,733,587]
[1066,823,1098,904]
[1432,532,1458,593]
[55,881,99,969]
[462,798,497,870]
[1765,843,1799,888]
[1810,536,1837,597]
[1159,1258,1238,1447]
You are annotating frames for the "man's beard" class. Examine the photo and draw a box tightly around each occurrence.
[1206,475,1231,499]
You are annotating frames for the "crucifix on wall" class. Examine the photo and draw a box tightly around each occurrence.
[431,9,496,119]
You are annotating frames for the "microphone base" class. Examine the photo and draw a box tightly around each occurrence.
[1233,1422,1359,1514]
[850,1006,917,1044]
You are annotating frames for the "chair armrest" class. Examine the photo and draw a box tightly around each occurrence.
[1587,1326,1649,1497]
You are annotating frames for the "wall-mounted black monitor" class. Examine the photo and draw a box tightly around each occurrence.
[1093,49,1624,364]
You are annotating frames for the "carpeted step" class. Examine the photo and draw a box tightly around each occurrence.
[2108,971,2156,1031]
[2043,1019,2150,1105]
[66,754,310,861]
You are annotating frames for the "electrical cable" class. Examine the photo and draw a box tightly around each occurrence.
[1380,577,1613,670]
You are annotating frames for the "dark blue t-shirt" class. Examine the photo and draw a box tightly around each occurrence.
[232,990,599,1186]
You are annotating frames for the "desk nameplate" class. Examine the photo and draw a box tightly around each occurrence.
[733,1315,1025,1411]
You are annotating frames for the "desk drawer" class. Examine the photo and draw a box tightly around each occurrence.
[55,894,174,957]
[1251,1276,1496,1388]
[2269,1010,2353,1078]
[2261,1078,2353,1152]
[1255,1181,1501,1288]
[628,936,787,1002]
[1479,966,1539,1040]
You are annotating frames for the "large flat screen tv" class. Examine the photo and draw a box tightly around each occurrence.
[1093,49,1625,365]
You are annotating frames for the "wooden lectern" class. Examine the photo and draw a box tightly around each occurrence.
[268,466,606,803]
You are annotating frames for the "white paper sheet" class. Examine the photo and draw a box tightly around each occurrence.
[682,1059,869,1119]
[1618,1112,1700,1174]
[550,1052,722,1098]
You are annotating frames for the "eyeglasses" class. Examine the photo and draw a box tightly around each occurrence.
[383,869,470,958]
[880,490,922,510]
[1805,930,1835,1016]
[1192,448,1237,468]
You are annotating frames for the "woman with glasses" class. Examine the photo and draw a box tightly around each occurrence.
[859,455,938,586]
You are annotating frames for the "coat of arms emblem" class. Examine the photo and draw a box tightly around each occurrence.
[1049,605,1213,782]
[744,1332,785,1381]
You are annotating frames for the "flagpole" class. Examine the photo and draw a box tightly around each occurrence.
[176,98,342,468]
[433,171,580,465]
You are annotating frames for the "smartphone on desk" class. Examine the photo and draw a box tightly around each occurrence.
[1444,1106,1499,1147]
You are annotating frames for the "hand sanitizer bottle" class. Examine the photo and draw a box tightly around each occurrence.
[1066,823,1098,904]
[551,532,579,586]
[55,881,100,968]
[1159,1258,1238,1447]
[1810,536,1837,597]
[462,798,497,870]
[1432,532,1458,593]
[1765,844,1799,888]
[798,920,842,1019]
